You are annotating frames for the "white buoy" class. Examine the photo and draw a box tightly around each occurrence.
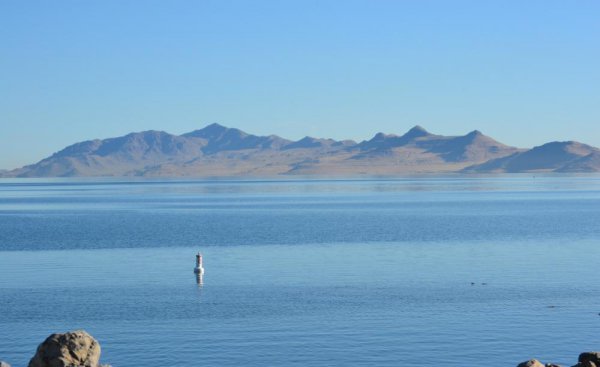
[194,252,205,275]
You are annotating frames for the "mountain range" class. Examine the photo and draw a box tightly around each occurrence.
[3,123,600,177]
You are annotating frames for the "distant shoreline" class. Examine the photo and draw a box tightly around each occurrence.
[3,172,600,182]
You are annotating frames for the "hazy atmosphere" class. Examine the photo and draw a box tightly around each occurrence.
[2,2,600,367]
[1,0,599,169]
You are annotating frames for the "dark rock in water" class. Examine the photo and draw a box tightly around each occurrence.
[1,361,11,367]
[517,351,600,367]
[518,360,545,367]
[28,330,101,367]
[579,353,600,364]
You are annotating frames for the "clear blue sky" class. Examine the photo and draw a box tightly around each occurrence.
[1,0,599,169]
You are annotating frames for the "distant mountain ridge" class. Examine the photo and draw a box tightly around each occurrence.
[3,123,599,177]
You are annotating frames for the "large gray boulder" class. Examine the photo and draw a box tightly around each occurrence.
[0,361,11,367]
[28,330,101,367]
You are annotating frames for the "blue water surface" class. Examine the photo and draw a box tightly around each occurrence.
[1,176,600,366]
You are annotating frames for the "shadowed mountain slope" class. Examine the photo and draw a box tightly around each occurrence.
[11,130,206,177]
[282,136,346,150]
[555,151,600,173]
[352,126,520,163]
[356,125,432,151]
[464,141,600,173]
[183,123,291,153]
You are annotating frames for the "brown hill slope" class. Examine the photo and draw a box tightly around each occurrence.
[464,141,599,173]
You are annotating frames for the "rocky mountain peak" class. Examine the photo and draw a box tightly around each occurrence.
[403,125,430,138]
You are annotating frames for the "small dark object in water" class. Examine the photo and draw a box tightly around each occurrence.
[481,282,487,285]
[471,282,475,285]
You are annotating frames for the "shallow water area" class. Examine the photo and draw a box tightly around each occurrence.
[1,176,600,366]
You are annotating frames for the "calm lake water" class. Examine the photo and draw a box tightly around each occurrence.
[1,176,600,366]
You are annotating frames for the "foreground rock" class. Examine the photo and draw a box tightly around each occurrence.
[579,352,600,365]
[1,361,11,367]
[28,330,102,367]
[517,360,544,367]
[517,351,600,367]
